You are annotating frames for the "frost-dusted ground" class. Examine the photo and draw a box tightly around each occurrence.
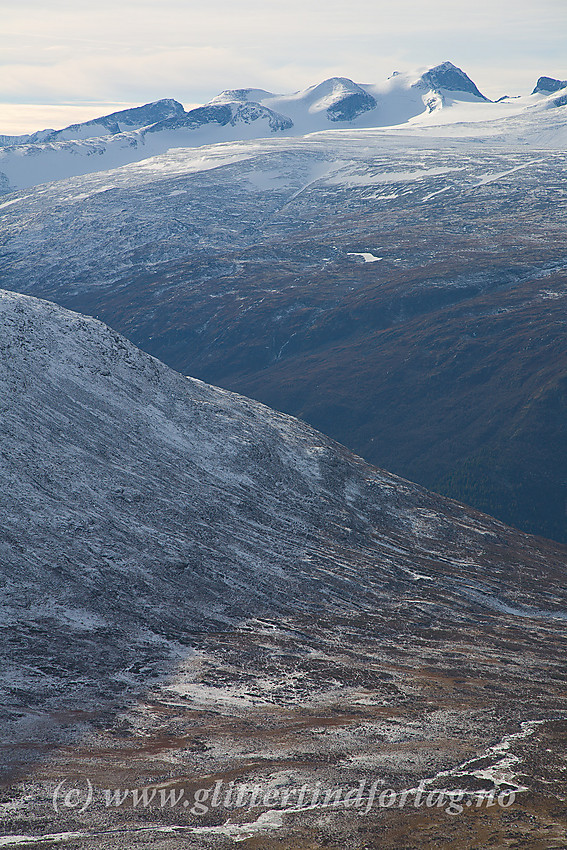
[0,293,566,847]
[1,131,566,543]
[0,63,565,192]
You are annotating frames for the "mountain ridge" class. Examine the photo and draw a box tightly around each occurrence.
[1,288,566,848]
[0,98,185,147]
[2,61,566,192]
[532,75,567,94]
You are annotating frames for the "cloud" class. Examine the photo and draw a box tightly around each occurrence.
[0,0,565,116]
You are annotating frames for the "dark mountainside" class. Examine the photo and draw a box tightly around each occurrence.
[2,139,566,544]
[532,76,567,94]
[1,291,566,848]
[1,63,567,850]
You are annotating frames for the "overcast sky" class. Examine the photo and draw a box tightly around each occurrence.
[2,0,566,133]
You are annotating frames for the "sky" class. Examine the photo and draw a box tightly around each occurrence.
[1,0,566,133]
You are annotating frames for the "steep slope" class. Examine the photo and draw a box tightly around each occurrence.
[0,99,186,147]
[2,132,566,543]
[420,60,489,100]
[1,290,566,848]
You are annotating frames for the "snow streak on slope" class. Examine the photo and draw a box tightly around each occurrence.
[2,134,566,304]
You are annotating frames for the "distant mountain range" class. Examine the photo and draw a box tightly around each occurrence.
[1,61,490,145]
[2,290,566,787]
[1,62,566,191]
[0,61,566,544]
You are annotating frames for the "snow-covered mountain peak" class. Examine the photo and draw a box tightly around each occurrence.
[372,61,487,102]
[297,76,364,100]
[532,76,567,95]
[300,77,377,118]
[265,76,377,121]
[418,61,490,100]
[209,87,276,104]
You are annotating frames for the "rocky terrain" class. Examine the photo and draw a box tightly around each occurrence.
[1,131,566,543]
[0,291,566,848]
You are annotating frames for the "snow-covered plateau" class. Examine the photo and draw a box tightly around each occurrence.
[0,62,566,192]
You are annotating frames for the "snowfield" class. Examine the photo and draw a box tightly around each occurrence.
[0,62,565,192]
